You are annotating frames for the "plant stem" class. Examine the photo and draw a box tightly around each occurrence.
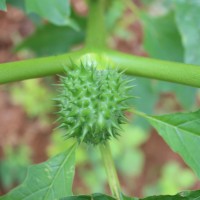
[86,0,107,49]
[106,50,200,88]
[1,49,200,87]
[99,142,121,200]
[0,50,84,84]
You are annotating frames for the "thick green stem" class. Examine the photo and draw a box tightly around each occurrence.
[1,49,200,87]
[86,0,106,49]
[0,50,84,84]
[106,50,200,88]
[99,142,121,200]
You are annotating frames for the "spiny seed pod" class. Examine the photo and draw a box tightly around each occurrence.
[55,62,134,145]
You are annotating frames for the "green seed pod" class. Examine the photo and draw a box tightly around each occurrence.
[55,62,134,145]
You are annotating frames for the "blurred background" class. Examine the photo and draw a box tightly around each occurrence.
[0,0,200,198]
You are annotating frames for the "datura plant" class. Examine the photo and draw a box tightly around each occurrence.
[1,0,200,200]
[55,62,133,145]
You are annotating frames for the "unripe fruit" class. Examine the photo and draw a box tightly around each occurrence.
[55,62,134,145]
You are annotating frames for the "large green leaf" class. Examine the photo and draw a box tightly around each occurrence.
[136,110,200,177]
[0,0,6,11]
[0,145,76,200]
[141,190,200,199]
[142,11,184,62]
[15,23,85,56]
[61,190,200,200]
[142,10,196,109]
[174,0,200,65]
[61,193,116,200]
[25,0,74,26]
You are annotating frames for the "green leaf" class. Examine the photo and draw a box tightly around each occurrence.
[60,191,200,200]
[105,0,125,31]
[136,110,200,178]
[0,145,31,189]
[136,10,197,109]
[15,23,85,56]
[174,0,200,65]
[143,162,196,196]
[6,0,25,10]
[25,0,75,27]
[142,11,184,62]
[141,190,200,200]
[0,145,76,200]
[61,193,116,200]
[0,0,6,11]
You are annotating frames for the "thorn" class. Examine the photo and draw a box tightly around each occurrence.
[51,97,61,101]
[56,123,66,130]
[118,96,134,103]
[118,69,127,75]
[108,127,114,137]
[53,117,62,124]
[80,127,88,143]
[111,121,121,130]
[123,79,134,85]
[120,106,130,110]
[125,85,135,90]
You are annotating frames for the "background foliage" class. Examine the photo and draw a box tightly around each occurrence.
[0,0,200,199]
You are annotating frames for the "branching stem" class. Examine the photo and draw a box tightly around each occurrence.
[0,0,200,88]
[1,49,200,87]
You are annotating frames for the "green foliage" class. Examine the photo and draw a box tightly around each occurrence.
[61,193,116,200]
[142,12,184,62]
[0,145,31,190]
[0,0,6,11]
[1,0,200,199]
[55,63,134,145]
[5,0,77,28]
[6,0,25,10]
[15,23,85,57]
[156,81,196,110]
[159,162,196,194]
[142,8,197,110]
[48,130,87,165]
[10,79,53,121]
[105,0,125,31]
[61,190,200,200]
[138,110,200,178]
[174,0,200,65]
[111,125,148,176]
[143,0,200,65]
[144,162,196,196]
[25,0,74,27]
[141,190,200,200]
[79,125,148,194]
[0,145,76,200]
[141,0,199,109]
[130,77,158,129]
